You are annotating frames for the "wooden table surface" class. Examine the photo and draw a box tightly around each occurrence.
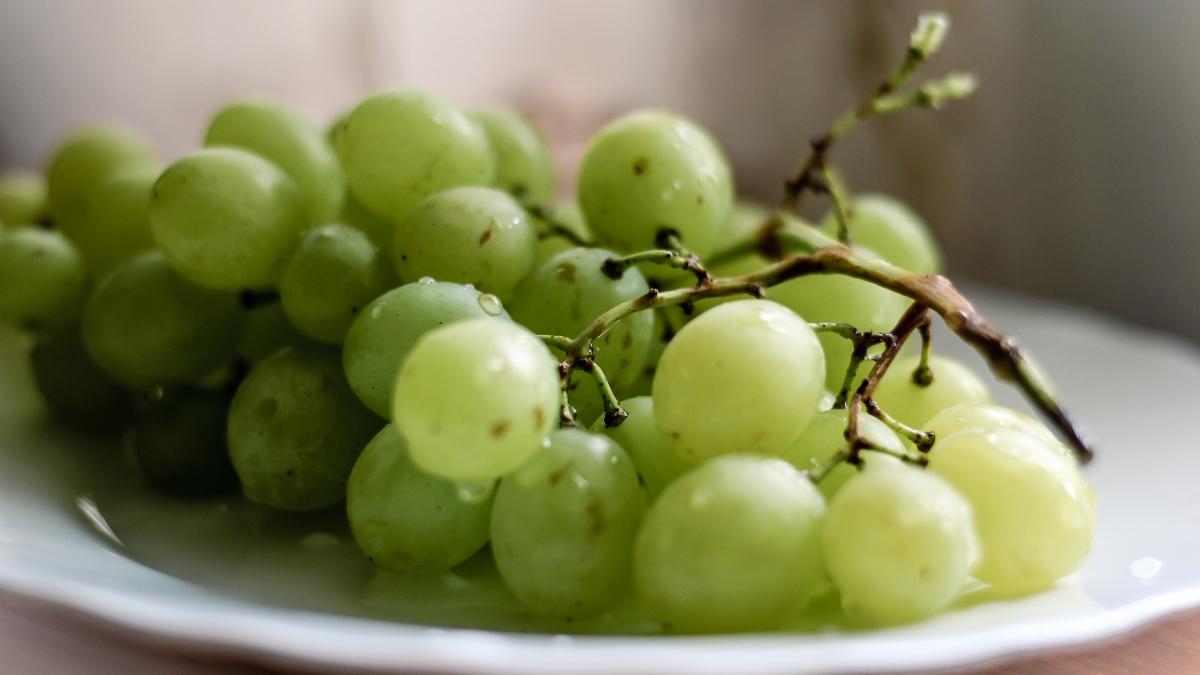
[2,600,1198,674]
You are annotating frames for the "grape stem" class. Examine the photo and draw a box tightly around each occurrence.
[913,320,935,386]
[817,166,855,245]
[810,323,895,409]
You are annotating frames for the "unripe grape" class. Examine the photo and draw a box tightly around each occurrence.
[0,229,87,331]
[46,125,155,233]
[0,170,49,226]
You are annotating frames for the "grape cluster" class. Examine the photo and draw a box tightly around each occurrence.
[0,79,1094,633]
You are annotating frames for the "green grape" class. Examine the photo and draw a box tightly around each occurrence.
[821,193,941,275]
[134,388,236,497]
[30,326,133,433]
[347,424,492,573]
[0,170,49,225]
[591,396,693,500]
[578,110,733,257]
[393,318,560,483]
[471,107,555,204]
[0,229,87,331]
[204,99,346,224]
[928,427,1094,594]
[335,88,494,224]
[343,280,509,417]
[768,263,909,392]
[393,186,536,301]
[82,252,243,387]
[72,163,159,275]
[633,455,826,633]
[625,309,673,397]
[235,301,312,365]
[342,191,396,252]
[821,464,978,625]
[491,428,645,616]
[781,408,906,500]
[278,224,391,344]
[713,199,769,255]
[533,200,591,264]
[508,246,654,420]
[873,355,992,428]
[925,402,1063,451]
[149,147,306,289]
[46,125,155,232]
[228,346,382,511]
[652,299,825,461]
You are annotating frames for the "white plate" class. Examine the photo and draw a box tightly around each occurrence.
[1,287,1198,674]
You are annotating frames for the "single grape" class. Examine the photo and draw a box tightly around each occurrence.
[278,224,392,344]
[45,125,155,232]
[821,193,941,275]
[0,170,49,226]
[591,396,693,500]
[235,301,313,365]
[471,107,555,204]
[533,200,592,264]
[821,464,978,625]
[343,281,509,417]
[347,424,492,573]
[82,252,244,388]
[873,355,992,428]
[72,163,159,276]
[30,326,133,433]
[149,147,307,289]
[491,428,645,616]
[228,346,382,511]
[508,246,654,421]
[625,309,673,397]
[0,229,88,331]
[204,99,346,224]
[342,190,396,252]
[781,408,906,500]
[633,455,826,633]
[578,110,733,257]
[393,318,560,483]
[928,427,1094,594]
[393,186,536,301]
[134,388,237,497]
[652,299,825,461]
[335,88,494,224]
[925,402,1063,451]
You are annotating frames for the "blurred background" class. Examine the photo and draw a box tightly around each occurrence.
[1,0,1196,341]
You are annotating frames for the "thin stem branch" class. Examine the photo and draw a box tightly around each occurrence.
[576,358,629,428]
[913,320,934,386]
[821,166,855,244]
[865,399,936,452]
[538,334,574,353]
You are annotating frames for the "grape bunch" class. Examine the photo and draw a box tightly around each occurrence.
[0,12,1095,633]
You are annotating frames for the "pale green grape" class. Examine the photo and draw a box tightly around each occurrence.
[347,424,492,573]
[0,229,87,331]
[393,318,559,483]
[343,280,509,417]
[73,163,159,275]
[335,88,494,223]
[578,110,733,257]
[228,346,382,511]
[342,191,396,252]
[278,224,392,344]
[471,107,555,204]
[633,455,825,633]
[713,199,769,255]
[592,396,693,500]
[235,302,313,365]
[134,388,236,497]
[46,125,155,232]
[491,429,645,616]
[928,427,1094,594]
[393,187,536,301]
[652,299,825,461]
[821,464,978,625]
[149,148,307,289]
[925,403,1063,451]
[873,355,992,428]
[82,252,243,387]
[821,193,941,275]
[781,408,906,500]
[508,246,653,421]
[0,170,49,225]
[30,326,133,433]
[205,99,346,224]
[533,200,591,264]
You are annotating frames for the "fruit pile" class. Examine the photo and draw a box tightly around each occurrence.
[0,12,1094,632]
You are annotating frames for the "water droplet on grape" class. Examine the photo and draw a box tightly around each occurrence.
[418,276,435,285]
[456,481,495,505]
[464,283,475,291]
[477,293,503,316]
